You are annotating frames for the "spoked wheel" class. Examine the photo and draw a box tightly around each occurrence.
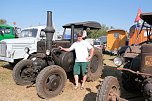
[36,65,67,99]
[96,76,121,101]
[87,48,103,81]
[13,59,35,85]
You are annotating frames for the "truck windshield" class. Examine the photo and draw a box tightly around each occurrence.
[94,42,101,45]
[63,28,82,39]
[19,29,38,38]
[0,27,11,34]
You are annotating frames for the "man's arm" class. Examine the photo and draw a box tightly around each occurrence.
[86,47,94,61]
[59,46,71,52]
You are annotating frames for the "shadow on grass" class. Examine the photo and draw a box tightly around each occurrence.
[0,62,14,70]
[83,88,97,101]
[102,65,121,79]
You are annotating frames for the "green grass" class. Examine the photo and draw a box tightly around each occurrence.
[0,61,8,66]
[0,61,12,84]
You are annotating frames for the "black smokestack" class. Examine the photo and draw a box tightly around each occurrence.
[44,11,55,51]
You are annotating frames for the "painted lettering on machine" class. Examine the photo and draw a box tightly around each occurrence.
[145,56,152,66]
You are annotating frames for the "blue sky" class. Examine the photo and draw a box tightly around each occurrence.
[1,0,152,32]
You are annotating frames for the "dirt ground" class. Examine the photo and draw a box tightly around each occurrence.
[0,54,144,101]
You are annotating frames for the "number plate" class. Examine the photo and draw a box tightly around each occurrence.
[145,56,152,66]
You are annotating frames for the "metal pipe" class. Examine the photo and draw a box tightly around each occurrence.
[71,24,74,44]
[44,11,55,51]
[117,67,152,77]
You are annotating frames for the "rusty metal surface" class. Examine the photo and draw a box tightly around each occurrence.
[53,41,71,48]
[141,44,152,53]
[123,46,141,58]
[141,44,152,74]
[117,67,152,77]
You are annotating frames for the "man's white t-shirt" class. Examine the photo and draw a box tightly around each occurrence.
[69,40,93,62]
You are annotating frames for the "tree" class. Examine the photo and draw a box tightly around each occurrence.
[87,24,114,39]
[0,19,7,24]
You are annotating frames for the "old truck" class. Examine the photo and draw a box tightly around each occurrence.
[0,24,18,40]
[12,11,103,99]
[96,12,152,101]
[0,26,46,65]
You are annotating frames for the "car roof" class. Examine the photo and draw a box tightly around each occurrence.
[140,12,152,25]
[62,21,101,29]
[0,24,13,28]
[23,26,46,30]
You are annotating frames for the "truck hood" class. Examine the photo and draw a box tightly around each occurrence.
[1,37,37,44]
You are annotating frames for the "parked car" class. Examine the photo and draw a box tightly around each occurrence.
[93,41,102,49]
[98,36,107,53]
[93,40,106,53]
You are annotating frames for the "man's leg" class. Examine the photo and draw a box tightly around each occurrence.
[73,62,80,88]
[74,75,79,87]
[81,75,87,87]
[81,62,89,89]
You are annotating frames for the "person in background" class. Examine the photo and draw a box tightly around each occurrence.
[82,28,87,40]
[59,32,94,90]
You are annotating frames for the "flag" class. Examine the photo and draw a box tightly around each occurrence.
[134,8,142,23]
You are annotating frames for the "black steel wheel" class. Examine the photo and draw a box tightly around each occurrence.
[87,48,103,81]
[36,65,67,99]
[12,59,35,85]
[96,76,120,101]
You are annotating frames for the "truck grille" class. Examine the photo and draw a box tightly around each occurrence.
[0,42,7,57]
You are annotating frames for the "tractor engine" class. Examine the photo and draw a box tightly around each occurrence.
[51,48,75,72]
[36,35,75,72]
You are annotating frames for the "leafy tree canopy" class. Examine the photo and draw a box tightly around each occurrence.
[87,24,114,39]
[0,19,7,24]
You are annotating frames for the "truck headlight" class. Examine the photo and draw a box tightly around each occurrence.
[24,47,30,53]
[113,57,123,67]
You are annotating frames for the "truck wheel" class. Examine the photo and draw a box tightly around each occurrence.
[12,59,35,85]
[96,76,120,101]
[36,65,67,99]
[87,48,103,81]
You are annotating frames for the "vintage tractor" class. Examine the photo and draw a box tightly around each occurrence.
[96,12,152,101]
[12,11,103,99]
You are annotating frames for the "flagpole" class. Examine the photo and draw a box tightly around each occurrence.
[133,8,142,45]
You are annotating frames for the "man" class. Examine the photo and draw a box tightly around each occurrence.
[82,29,87,39]
[59,32,94,90]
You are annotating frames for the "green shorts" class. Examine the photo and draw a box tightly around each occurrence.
[73,62,89,76]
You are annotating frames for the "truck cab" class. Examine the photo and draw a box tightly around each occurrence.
[0,24,17,40]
